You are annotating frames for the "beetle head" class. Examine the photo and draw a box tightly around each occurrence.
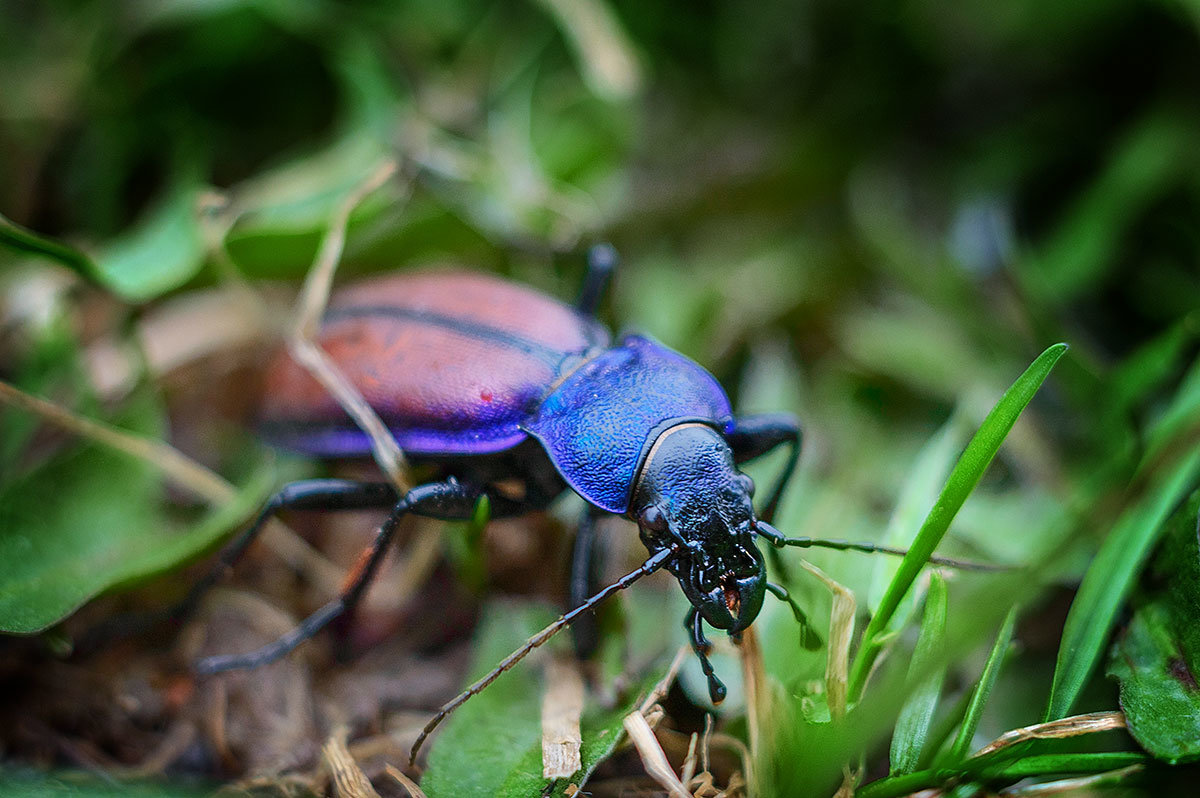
[631,423,766,633]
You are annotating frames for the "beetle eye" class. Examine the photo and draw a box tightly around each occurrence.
[639,504,668,533]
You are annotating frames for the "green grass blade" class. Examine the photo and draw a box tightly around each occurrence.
[1045,355,1200,721]
[889,573,948,775]
[948,606,1018,762]
[860,752,1151,798]
[0,213,102,283]
[849,343,1069,700]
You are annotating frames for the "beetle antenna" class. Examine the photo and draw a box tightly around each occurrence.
[754,521,1012,572]
[408,547,673,766]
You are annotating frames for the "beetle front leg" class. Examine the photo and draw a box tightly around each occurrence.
[685,607,727,704]
[195,478,482,675]
[727,413,802,524]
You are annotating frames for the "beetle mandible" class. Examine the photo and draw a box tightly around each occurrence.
[186,245,990,759]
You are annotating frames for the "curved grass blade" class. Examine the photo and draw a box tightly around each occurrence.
[889,573,948,775]
[948,605,1018,762]
[1045,355,1200,721]
[0,213,102,283]
[849,343,1069,700]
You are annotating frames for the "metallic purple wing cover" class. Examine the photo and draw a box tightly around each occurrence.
[524,335,734,514]
[259,270,608,457]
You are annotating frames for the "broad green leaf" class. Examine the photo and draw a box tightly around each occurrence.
[947,605,1017,762]
[1046,356,1200,720]
[0,392,273,632]
[890,573,948,775]
[0,214,102,283]
[1108,492,1200,763]
[0,766,212,798]
[422,598,673,798]
[95,184,207,302]
[849,343,1068,700]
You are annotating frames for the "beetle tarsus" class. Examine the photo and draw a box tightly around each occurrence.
[685,608,726,703]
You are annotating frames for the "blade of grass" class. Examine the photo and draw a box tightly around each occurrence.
[849,343,1069,700]
[890,573,949,775]
[947,606,1018,762]
[861,751,1151,798]
[0,213,102,283]
[1045,355,1200,720]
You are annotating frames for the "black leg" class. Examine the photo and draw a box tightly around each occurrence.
[726,413,802,524]
[195,478,483,675]
[685,608,726,704]
[765,581,822,650]
[73,479,400,656]
[575,243,618,318]
[569,506,607,658]
[174,479,398,622]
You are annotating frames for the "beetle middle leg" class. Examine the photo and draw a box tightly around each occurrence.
[195,477,483,675]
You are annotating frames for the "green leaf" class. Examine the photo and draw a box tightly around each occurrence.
[95,184,207,302]
[0,213,102,283]
[1108,492,1200,763]
[868,410,968,617]
[849,343,1069,700]
[947,605,1017,762]
[0,392,273,633]
[1046,356,1200,721]
[890,573,948,775]
[422,599,672,797]
[0,766,213,797]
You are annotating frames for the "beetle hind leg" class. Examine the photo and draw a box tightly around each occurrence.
[194,478,482,675]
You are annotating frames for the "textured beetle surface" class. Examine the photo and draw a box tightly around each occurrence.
[260,271,611,456]
[260,269,738,515]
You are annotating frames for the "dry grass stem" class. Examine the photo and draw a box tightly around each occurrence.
[739,625,764,794]
[542,657,585,779]
[283,158,410,491]
[385,763,429,798]
[0,378,344,592]
[293,158,398,338]
[623,711,692,798]
[322,727,382,798]
[639,645,691,715]
[971,711,1126,759]
[798,559,856,719]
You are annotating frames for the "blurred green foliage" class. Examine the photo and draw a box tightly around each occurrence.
[2,0,1200,795]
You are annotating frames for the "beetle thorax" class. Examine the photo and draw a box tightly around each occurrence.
[630,422,765,632]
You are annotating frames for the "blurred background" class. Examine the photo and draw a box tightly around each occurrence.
[1,0,1199,795]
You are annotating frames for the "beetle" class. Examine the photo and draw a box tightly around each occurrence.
[184,246,992,760]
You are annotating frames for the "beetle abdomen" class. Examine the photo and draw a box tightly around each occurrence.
[260,270,608,456]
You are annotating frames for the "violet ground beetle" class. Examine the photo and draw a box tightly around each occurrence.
[177,245,1002,763]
